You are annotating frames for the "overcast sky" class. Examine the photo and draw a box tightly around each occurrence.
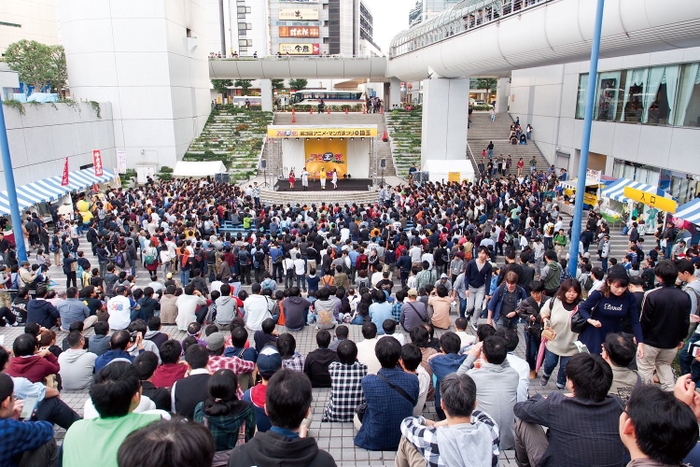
[364,0,415,53]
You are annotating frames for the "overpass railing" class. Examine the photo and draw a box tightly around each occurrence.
[389,0,551,58]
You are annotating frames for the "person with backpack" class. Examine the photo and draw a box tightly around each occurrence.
[487,271,527,330]
[252,246,266,284]
[143,240,159,278]
[238,246,252,286]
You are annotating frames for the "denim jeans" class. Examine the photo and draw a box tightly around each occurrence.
[458,297,467,320]
[543,349,570,387]
[351,314,365,325]
[180,269,190,286]
[295,274,306,291]
[524,329,540,371]
[467,285,486,326]
[679,333,700,382]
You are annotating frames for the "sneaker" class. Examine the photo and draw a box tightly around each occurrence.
[539,374,550,387]
[529,370,537,380]
[556,383,565,390]
[470,322,478,331]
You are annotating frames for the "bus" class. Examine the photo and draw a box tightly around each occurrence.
[232,96,262,108]
[290,90,365,106]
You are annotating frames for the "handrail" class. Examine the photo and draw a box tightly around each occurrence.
[390,0,551,58]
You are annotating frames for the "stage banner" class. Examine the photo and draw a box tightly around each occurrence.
[304,139,347,179]
[448,172,460,183]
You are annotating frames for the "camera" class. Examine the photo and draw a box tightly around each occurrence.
[129,331,138,342]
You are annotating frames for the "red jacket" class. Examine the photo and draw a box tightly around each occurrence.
[6,353,60,383]
[151,363,188,388]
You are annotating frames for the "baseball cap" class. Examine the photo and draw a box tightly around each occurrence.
[407,289,418,297]
[166,272,173,279]
[206,332,225,352]
[257,345,282,378]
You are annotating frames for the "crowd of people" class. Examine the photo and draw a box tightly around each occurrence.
[1,173,700,467]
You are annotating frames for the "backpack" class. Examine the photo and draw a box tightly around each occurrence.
[440,250,449,264]
[254,250,265,268]
[274,251,284,264]
[115,252,125,268]
[144,249,156,265]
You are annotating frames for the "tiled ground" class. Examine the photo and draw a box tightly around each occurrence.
[1,216,627,466]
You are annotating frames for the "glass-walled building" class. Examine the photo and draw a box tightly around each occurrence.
[575,62,700,128]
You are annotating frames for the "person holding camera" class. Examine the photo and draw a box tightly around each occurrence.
[94,330,144,373]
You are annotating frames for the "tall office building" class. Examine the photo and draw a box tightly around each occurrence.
[0,0,61,54]
[204,0,268,57]
[408,0,461,28]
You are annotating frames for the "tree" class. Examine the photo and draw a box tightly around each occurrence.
[288,79,308,91]
[472,78,497,93]
[212,79,233,101]
[4,40,66,93]
[234,79,254,95]
[271,79,285,91]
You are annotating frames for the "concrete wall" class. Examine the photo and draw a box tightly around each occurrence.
[510,46,700,178]
[59,0,211,170]
[0,101,115,191]
[0,0,61,53]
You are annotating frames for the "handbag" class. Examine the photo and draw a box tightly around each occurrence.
[541,326,556,341]
[570,306,587,333]
[355,402,368,423]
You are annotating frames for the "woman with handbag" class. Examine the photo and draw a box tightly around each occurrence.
[539,278,583,389]
[576,265,642,355]
[194,369,256,466]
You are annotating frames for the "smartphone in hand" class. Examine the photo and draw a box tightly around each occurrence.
[19,395,38,420]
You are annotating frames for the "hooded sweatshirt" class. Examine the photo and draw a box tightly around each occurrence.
[229,430,336,467]
[215,295,242,325]
[26,299,60,329]
[58,349,98,390]
[6,353,61,383]
[282,296,311,330]
[151,362,188,388]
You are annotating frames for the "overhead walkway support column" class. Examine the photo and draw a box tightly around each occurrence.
[387,77,402,111]
[260,79,273,112]
[420,78,469,166]
[496,77,510,113]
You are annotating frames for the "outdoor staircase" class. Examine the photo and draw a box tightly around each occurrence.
[259,187,379,206]
[385,110,422,179]
[184,107,273,183]
[467,112,551,176]
[270,112,395,181]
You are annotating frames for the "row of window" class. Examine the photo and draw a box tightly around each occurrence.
[575,62,700,128]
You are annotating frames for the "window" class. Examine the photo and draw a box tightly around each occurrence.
[575,74,588,119]
[239,39,252,47]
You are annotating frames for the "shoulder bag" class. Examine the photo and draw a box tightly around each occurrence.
[408,302,429,323]
[378,374,417,406]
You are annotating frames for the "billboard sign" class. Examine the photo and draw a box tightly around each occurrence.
[279,8,319,21]
[279,43,320,55]
[279,26,319,38]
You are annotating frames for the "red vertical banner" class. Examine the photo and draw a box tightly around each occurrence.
[92,150,103,177]
[61,158,69,186]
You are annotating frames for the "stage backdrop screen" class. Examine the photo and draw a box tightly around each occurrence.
[305,139,348,179]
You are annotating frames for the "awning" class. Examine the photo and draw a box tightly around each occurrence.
[674,198,700,226]
[600,178,672,203]
[0,168,116,216]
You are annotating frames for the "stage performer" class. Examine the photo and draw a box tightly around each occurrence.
[301,167,309,191]
[332,169,338,190]
[320,167,327,190]
[288,169,295,189]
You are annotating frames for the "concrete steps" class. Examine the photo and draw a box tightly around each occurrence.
[467,112,551,176]
[259,188,379,206]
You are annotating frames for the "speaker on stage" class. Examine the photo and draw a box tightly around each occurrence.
[260,159,267,169]
[380,158,386,169]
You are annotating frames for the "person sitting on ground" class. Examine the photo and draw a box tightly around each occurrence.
[128,319,161,361]
[58,330,97,390]
[621,384,698,467]
[62,362,162,467]
[323,340,367,422]
[328,325,349,352]
[428,284,452,330]
[243,345,283,433]
[57,286,96,331]
[254,318,278,352]
[498,328,530,403]
[369,289,393,334]
[117,419,215,467]
[171,344,211,420]
[379,318,405,345]
[458,336,519,450]
[0,373,58,467]
[513,353,625,467]
[399,343,431,417]
[428,332,467,420]
[26,286,60,329]
[224,326,258,362]
[281,286,311,332]
[133,351,171,411]
[454,317,476,351]
[354,336,419,451]
[6,333,60,384]
[601,332,640,402]
[400,289,429,333]
[144,316,169,350]
[94,329,143,373]
[151,339,187,388]
[304,330,338,388]
[214,284,243,330]
[89,321,111,356]
[205,332,255,383]
[396,373,500,467]
[356,322,381,375]
[230,369,336,467]
[194,369,256,458]
[278,333,305,372]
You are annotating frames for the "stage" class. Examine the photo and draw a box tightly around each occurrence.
[274,178,373,192]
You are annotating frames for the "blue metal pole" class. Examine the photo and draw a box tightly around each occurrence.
[0,98,28,264]
[569,0,605,277]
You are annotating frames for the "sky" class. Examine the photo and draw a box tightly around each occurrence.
[363,0,415,53]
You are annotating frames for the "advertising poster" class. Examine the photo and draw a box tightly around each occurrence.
[304,139,347,178]
[279,8,319,20]
[279,26,320,38]
[279,43,320,55]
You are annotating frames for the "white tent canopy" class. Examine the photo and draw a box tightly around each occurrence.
[421,159,475,183]
[173,161,227,178]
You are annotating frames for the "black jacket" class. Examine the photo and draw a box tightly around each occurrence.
[303,348,338,388]
[641,285,690,349]
[229,430,336,467]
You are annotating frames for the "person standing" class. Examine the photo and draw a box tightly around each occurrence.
[319,168,327,190]
[529,156,537,174]
[638,261,691,391]
[464,246,493,330]
[490,107,496,122]
[301,167,309,191]
[331,169,338,190]
[288,169,295,190]
[517,157,524,177]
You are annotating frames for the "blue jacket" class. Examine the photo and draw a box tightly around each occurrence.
[26,299,60,329]
[487,283,527,322]
[94,349,135,373]
[429,353,467,414]
[464,259,493,289]
[355,367,418,451]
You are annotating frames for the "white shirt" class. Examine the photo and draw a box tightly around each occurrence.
[356,338,380,375]
[107,295,132,331]
[413,366,431,417]
[507,353,531,402]
[294,258,306,275]
[243,294,272,331]
[175,294,207,331]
